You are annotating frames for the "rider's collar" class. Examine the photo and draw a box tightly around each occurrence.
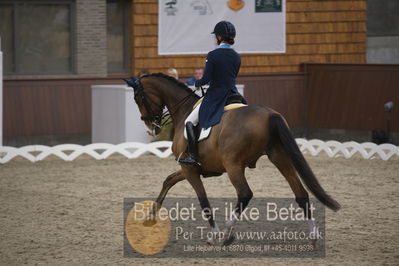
[219,43,232,49]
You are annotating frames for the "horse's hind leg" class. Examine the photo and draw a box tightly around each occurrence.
[267,144,316,237]
[224,164,253,244]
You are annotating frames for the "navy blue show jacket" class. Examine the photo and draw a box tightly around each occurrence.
[194,46,245,129]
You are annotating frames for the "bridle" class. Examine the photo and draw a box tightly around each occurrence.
[124,77,196,132]
[125,77,167,130]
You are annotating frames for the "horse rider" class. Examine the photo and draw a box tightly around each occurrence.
[178,21,246,166]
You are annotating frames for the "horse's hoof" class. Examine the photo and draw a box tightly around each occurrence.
[206,237,215,246]
[222,234,235,246]
[143,219,157,227]
[311,239,317,250]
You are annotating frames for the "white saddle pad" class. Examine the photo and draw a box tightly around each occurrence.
[183,126,212,142]
[198,127,212,142]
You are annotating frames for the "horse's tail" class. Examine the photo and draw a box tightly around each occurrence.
[269,113,341,211]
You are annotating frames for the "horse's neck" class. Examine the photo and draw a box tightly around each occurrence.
[157,83,197,125]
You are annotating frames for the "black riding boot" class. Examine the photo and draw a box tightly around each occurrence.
[178,122,200,167]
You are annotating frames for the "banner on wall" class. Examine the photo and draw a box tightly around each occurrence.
[158,0,286,55]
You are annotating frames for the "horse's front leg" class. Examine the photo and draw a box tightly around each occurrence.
[156,170,185,205]
[144,170,185,226]
[182,166,222,245]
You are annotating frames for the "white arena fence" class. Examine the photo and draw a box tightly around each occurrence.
[0,139,398,164]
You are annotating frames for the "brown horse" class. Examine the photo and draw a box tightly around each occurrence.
[124,73,340,244]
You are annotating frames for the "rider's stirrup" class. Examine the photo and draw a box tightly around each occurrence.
[178,122,200,167]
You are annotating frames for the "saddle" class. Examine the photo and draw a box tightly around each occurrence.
[191,93,247,143]
[193,93,246,110]
[226,93,245,105]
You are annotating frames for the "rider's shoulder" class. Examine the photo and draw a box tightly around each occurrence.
[208,48,230,56]
[207,47,238,61]
[208,49,219,56]
[206,49,219,61]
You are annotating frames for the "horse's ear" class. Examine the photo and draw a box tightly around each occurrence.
[123,77,140,93]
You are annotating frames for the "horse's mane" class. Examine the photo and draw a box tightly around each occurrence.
[142,73,200,98]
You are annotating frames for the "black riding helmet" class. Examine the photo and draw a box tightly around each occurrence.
[211,21,236,39]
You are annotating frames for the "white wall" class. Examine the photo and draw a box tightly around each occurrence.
[91,85,153,144]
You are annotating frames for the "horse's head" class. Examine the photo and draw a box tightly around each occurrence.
[124,73,199,136]
[124,76,165,136]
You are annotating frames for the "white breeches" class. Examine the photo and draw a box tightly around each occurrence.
[184,102,201,139]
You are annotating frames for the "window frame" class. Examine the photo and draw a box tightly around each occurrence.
[1,0,76,76]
